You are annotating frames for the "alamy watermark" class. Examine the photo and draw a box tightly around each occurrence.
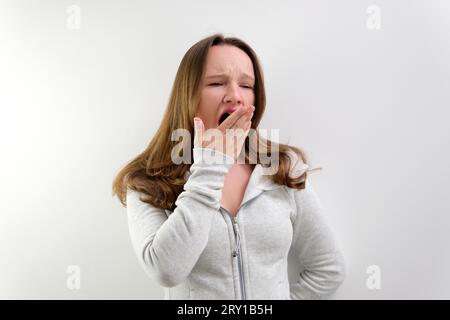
[66,265,81,290]
[66,5,81,30]
[366,264,382,290]
[171,128,280,175]
[366,5,381,30]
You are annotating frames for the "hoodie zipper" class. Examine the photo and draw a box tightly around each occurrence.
[230,213,247,300]
[220,206,247,300]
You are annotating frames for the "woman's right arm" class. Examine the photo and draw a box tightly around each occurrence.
[126,148,233,288]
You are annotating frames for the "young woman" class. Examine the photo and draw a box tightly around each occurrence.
[112,34,346,300]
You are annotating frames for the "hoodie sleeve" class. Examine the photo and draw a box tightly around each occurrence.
[126,148,233,288]
[289,180,346,300]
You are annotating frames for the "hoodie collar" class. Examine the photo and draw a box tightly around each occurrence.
[184,154,311,207]
[246,163,283,191]
[241,154,312,205]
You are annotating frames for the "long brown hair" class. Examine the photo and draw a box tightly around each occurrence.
[112,33,312,211]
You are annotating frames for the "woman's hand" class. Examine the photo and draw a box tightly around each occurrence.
[193,104,254,162]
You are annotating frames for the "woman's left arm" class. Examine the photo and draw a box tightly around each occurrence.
[289,180,346,300]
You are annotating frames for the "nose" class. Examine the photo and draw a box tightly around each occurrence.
[223,82,243,106]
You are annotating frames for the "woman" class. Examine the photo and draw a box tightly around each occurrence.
[112,34,346,300]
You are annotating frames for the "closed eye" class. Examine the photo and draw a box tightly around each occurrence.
[208,83,253,89]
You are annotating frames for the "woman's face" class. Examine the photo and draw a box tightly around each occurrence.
[196,45,256,130]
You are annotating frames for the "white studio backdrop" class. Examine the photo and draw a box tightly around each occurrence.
[1,0,449,299]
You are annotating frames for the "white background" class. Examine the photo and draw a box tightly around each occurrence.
[1,0,449,299]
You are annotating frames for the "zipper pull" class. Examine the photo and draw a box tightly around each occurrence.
[233,219,241,238]
[232,216,241,258]
[234,219,241,256]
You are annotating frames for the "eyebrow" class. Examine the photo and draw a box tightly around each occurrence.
[205,73,255,81]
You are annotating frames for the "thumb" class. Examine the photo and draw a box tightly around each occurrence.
[193,117,204,148]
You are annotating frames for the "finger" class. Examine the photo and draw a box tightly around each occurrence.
[193,117,204,148]
[235,120,252,150]
[237,122,251,148]
[231,106,253,130]
[226,119,251,160]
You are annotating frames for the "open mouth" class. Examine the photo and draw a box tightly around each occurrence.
[218,112,231,125]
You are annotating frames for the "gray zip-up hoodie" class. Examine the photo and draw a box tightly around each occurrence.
[126,147,346,300]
